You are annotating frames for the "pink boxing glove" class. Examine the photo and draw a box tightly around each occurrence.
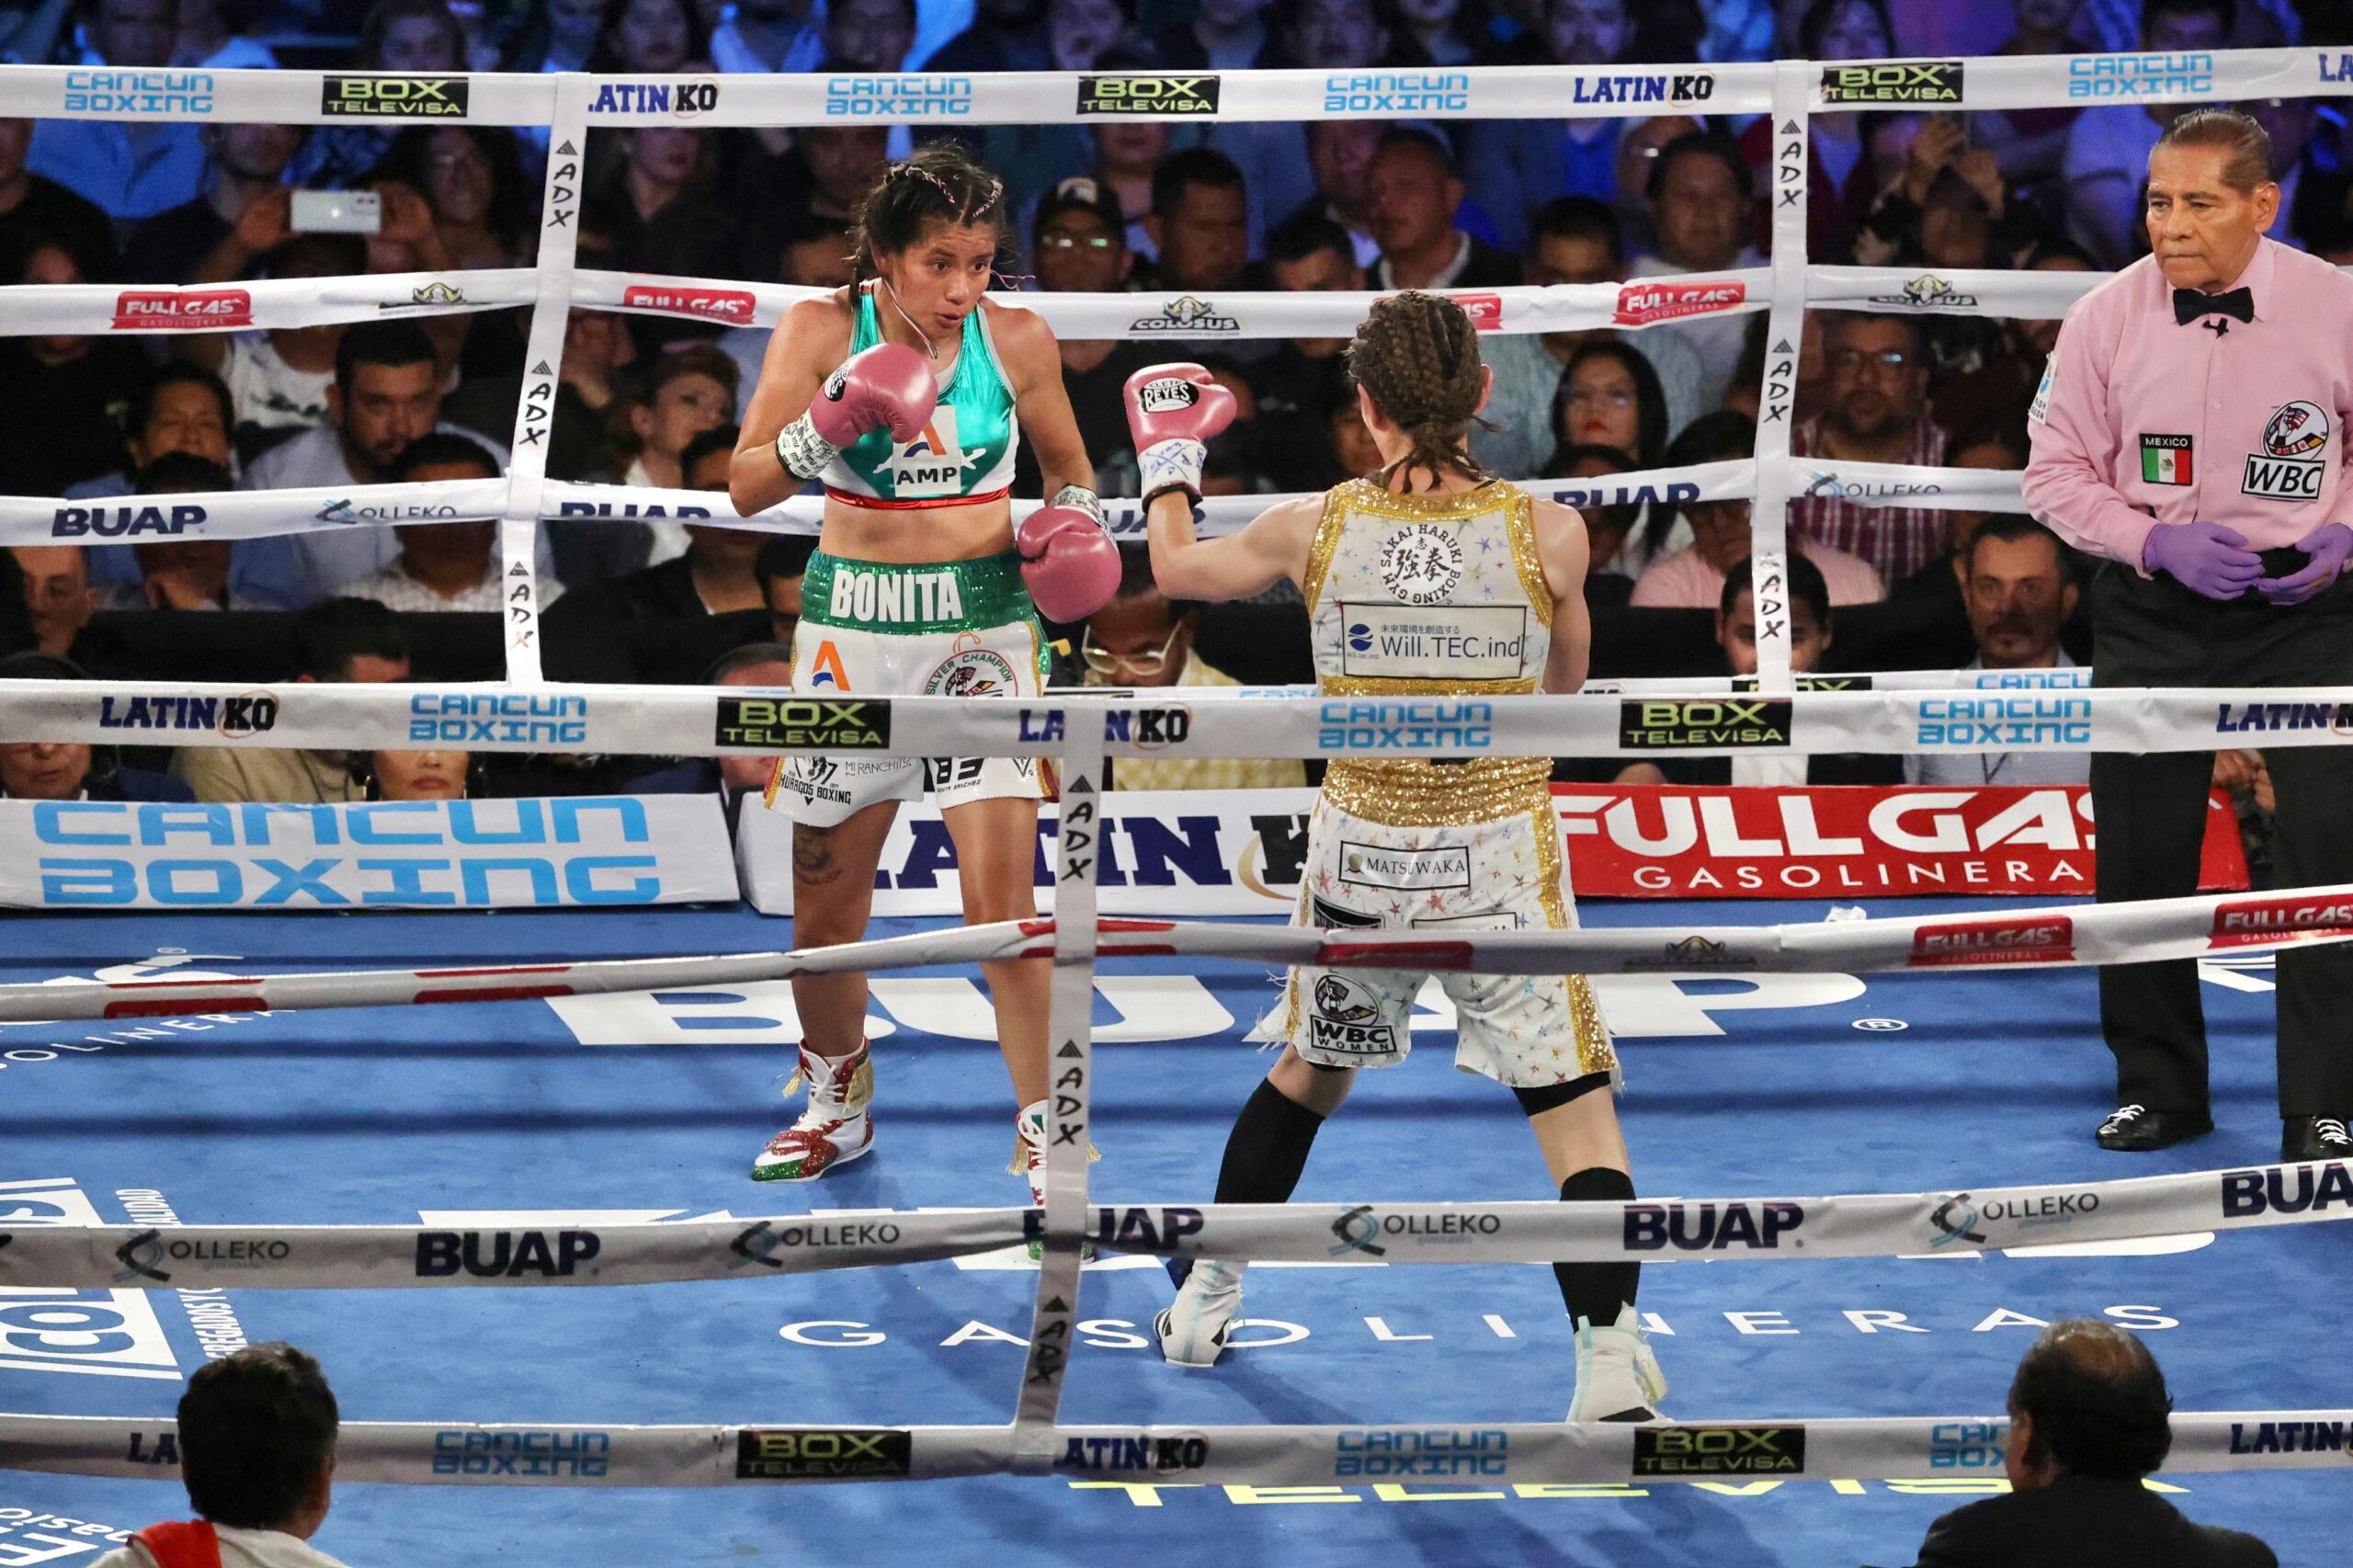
[1017,491,1121,622]
[1124,362,1236,506]
[810,341,938,447]
[776,341,938,479]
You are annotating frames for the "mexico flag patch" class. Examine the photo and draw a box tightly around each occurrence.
[2141,434,2193,484]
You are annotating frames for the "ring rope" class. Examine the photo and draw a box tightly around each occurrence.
[8,1410,2347,1488]
[0,678,2345,759]
[2,881,2349,1026]
[1,1158,2346,1287]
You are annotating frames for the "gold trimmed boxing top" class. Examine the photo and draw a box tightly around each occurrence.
[1305,479,1554,827]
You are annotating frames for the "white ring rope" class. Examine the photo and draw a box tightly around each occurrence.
[8,1410,2347,1488]
[3,881,2350,1026]
[0,677,2345,757]
[1,1159,2347,1288]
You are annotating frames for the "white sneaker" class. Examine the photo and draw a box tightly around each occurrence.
[1154,1258,1246,1366]
[1567,1304,1667,1422]
[751,1042,874,1182]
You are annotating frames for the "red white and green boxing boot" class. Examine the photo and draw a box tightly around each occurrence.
[752,1041,874,1181]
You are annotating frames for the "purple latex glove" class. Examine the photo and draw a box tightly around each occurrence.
[2142,520,2264,600]
[2256,522,2353,606]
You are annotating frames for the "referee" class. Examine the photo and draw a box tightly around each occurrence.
[2024,108,2353,1162]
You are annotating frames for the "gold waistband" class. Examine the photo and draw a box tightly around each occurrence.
[1322,756,1553,826]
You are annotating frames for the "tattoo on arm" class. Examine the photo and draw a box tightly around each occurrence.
[794,824,845,887]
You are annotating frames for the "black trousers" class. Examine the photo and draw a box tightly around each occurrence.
[2089,562,2353,1117]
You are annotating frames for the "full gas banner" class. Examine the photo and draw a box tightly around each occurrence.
[1551,785,2249,900]
[736,784,2251,915]
[0,795,739,909]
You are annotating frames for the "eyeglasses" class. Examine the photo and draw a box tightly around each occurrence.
[1080,623,1182,676]
[1829,347,1915,375]
[1568,386,1635,410]
[1039,233,1115,251]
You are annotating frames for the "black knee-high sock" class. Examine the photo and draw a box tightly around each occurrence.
[1215,1077,1328,1203]
[1555,1166,1641,1331]
[1171,1079,1327,1287]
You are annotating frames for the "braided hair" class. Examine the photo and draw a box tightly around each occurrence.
[849,141,1007,280]
[1345,290,1490,492]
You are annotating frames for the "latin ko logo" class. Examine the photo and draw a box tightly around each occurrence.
[2229,1419,2353,1454]
[2210,894,2353,947]
[717,696,892,751]
[585,79,717,117]
[1379,524,1465,605]
[1056,1435,1209,1473]
[2244,401,2329,502]
[1129,296,1240,334]
[621,284,755,324]
[1619,699,1793,750]
[926,642,1017,699]
[1631,1426,1805,1476]
[1821,61,1962,104]
[1307,973,1396,1057]
[1615,280,1745,326]
[2214,699,2353,735]
[322,74,468,118]
[96,692,278,738]
[2141,434,2193,485]
[113,290,250,330]
[736,1428,912,1479]
[1077,74,1219,115]
[1908,916,2075,967]
[1623,1201,1804,1251]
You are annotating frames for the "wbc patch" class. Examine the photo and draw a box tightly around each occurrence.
[2140,434,2192,485]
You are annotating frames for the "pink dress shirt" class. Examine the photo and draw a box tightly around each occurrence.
[2023,239,2353,570]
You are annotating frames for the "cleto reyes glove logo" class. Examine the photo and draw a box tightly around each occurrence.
[1136,377,1199,414]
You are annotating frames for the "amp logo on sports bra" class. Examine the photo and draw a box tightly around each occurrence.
[885,406,982,498]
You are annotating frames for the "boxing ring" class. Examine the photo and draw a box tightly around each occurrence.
[1,45,2351,1568]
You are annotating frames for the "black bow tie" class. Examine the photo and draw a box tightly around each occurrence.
[2175,286,2255,326]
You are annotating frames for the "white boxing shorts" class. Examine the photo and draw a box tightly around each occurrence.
[1265,796,1618,1089]
[768,550,1051,827]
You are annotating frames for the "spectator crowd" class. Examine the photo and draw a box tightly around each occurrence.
[1,0,2334,832]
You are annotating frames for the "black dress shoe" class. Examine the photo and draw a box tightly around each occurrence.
[2282,1116,2353,1163]
[2096,1104,2213,1152]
